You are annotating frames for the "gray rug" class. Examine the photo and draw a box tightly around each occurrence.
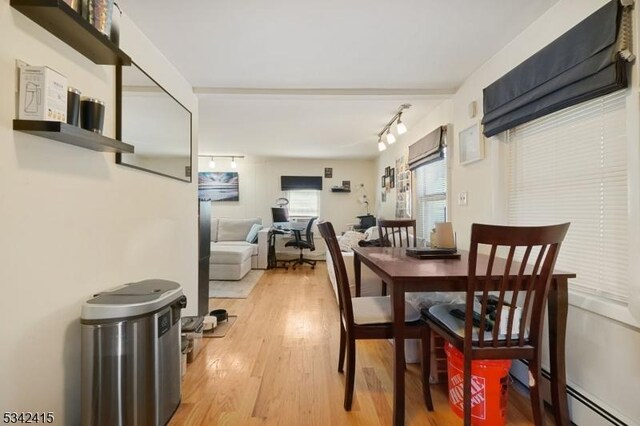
[209,270,264,298]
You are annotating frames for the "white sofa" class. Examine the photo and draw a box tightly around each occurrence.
[326,250,382,300]
[210,218,269,270]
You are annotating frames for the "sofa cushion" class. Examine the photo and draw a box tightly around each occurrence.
[211,241,258,256]
[246,223,262,243]
[338,231,366,252]
[210,245,253,264]
[217,218,261,241]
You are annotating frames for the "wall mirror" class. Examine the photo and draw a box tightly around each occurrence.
[116,63,192,182]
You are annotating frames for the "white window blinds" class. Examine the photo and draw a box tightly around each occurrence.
[414,150,447,242]
[286,190,320,217]
[506,91,628,303]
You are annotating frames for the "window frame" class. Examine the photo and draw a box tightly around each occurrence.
[285,189,321,218]
[490,88,640,327]
[412,146,451,244]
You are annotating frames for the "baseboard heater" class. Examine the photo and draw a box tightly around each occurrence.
[512,360,629,426]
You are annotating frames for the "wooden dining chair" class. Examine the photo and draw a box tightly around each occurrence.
[318,221,433,412]
[424,222,570,426]
[377,218,417,295]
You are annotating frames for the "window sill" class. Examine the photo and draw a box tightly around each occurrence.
[568,290,640,330]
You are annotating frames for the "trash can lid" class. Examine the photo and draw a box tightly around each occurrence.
[81,279,184,321]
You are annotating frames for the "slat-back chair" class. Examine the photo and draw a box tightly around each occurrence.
[318,221,433,412]
[425,222,570,426]
[377,218,417,295]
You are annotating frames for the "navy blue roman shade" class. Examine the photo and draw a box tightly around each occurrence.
[281,176,323,191]
[482,0,631,137]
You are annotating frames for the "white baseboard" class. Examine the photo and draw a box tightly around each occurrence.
[511,360,637,426]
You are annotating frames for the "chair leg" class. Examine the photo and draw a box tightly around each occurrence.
[463,354,472,426]
[344,337,356,410]
[421,328,434,411]
[529,356,545,426]
[338,324,346,373]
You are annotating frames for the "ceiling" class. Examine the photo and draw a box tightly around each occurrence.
[118,0,559,159]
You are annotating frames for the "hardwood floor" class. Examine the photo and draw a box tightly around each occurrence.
[172,265,551,425]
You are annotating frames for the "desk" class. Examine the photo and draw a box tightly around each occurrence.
[352,246,575,426]
[267,228,290,269]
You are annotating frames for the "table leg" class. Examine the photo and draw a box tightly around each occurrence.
[548,277,570,426]
[391,283,405,426]
[354,253,361,297]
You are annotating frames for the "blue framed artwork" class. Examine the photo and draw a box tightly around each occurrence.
[198,172,239,201]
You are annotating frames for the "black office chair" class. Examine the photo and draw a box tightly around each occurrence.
[285,217,318,269]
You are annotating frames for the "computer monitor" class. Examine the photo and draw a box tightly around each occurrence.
[271,207,289,225]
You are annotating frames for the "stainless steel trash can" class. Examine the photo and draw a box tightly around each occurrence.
[81,279,187,426]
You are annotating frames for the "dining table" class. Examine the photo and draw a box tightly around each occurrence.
[351,246,576,426]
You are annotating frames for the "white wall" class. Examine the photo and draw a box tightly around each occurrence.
[378,0,640,423]
[198,156,377,234]
[0,4,198,424]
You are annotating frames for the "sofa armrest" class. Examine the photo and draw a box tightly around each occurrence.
[256,228,270,269]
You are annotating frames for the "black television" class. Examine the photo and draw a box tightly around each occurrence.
[272,207,289,224]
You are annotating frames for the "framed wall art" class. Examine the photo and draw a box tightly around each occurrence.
[198,172,239,201]
[459,123,484,165]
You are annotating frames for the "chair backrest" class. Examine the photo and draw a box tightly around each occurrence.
[300,217,318,250]
[377,218,417,247]
[317,221,354,326]
[466,223,570,349]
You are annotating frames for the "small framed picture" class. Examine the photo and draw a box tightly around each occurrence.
[459,123,484,165]
[385,166,391,176]
[381,175,386,188]
[324,167,333,178]
[390,172,395,189]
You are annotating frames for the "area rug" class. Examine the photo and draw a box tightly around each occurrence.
[209,270,264,299]
[203,315,237,338]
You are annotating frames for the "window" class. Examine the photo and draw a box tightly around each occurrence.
[286,190,320,217]
[414,149,447,242]
[506,91,628,304]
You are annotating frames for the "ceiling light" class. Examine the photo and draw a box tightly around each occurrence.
[386,131,396,144]
[197,155,245,170]
[376,104,411,152]
[396,117,407,135]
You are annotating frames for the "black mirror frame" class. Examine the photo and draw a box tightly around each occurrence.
[115,63,193,183]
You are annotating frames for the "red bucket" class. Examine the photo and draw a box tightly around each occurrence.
[445,342,511,426]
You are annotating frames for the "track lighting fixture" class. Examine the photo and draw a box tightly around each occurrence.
[198,155,245,170]
[376,104,411,151]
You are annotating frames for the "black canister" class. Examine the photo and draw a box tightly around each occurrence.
[80,97,105,134]
[67,87,81,126]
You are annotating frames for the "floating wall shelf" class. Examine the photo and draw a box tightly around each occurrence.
[14,120,135,153]
[11,0,131,66]
[331,188,351,193]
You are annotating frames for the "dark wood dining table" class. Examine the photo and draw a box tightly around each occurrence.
[352,246,576,426]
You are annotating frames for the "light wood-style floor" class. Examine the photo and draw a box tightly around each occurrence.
[171,265,551,425]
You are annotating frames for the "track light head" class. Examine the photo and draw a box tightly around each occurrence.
[209,157,215,168]
[396,118,407,135]
[378,138,387,152]
[231,157,237,169]
[386,131,396,145]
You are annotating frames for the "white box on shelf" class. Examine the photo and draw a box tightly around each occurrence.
[18,65,67,122]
